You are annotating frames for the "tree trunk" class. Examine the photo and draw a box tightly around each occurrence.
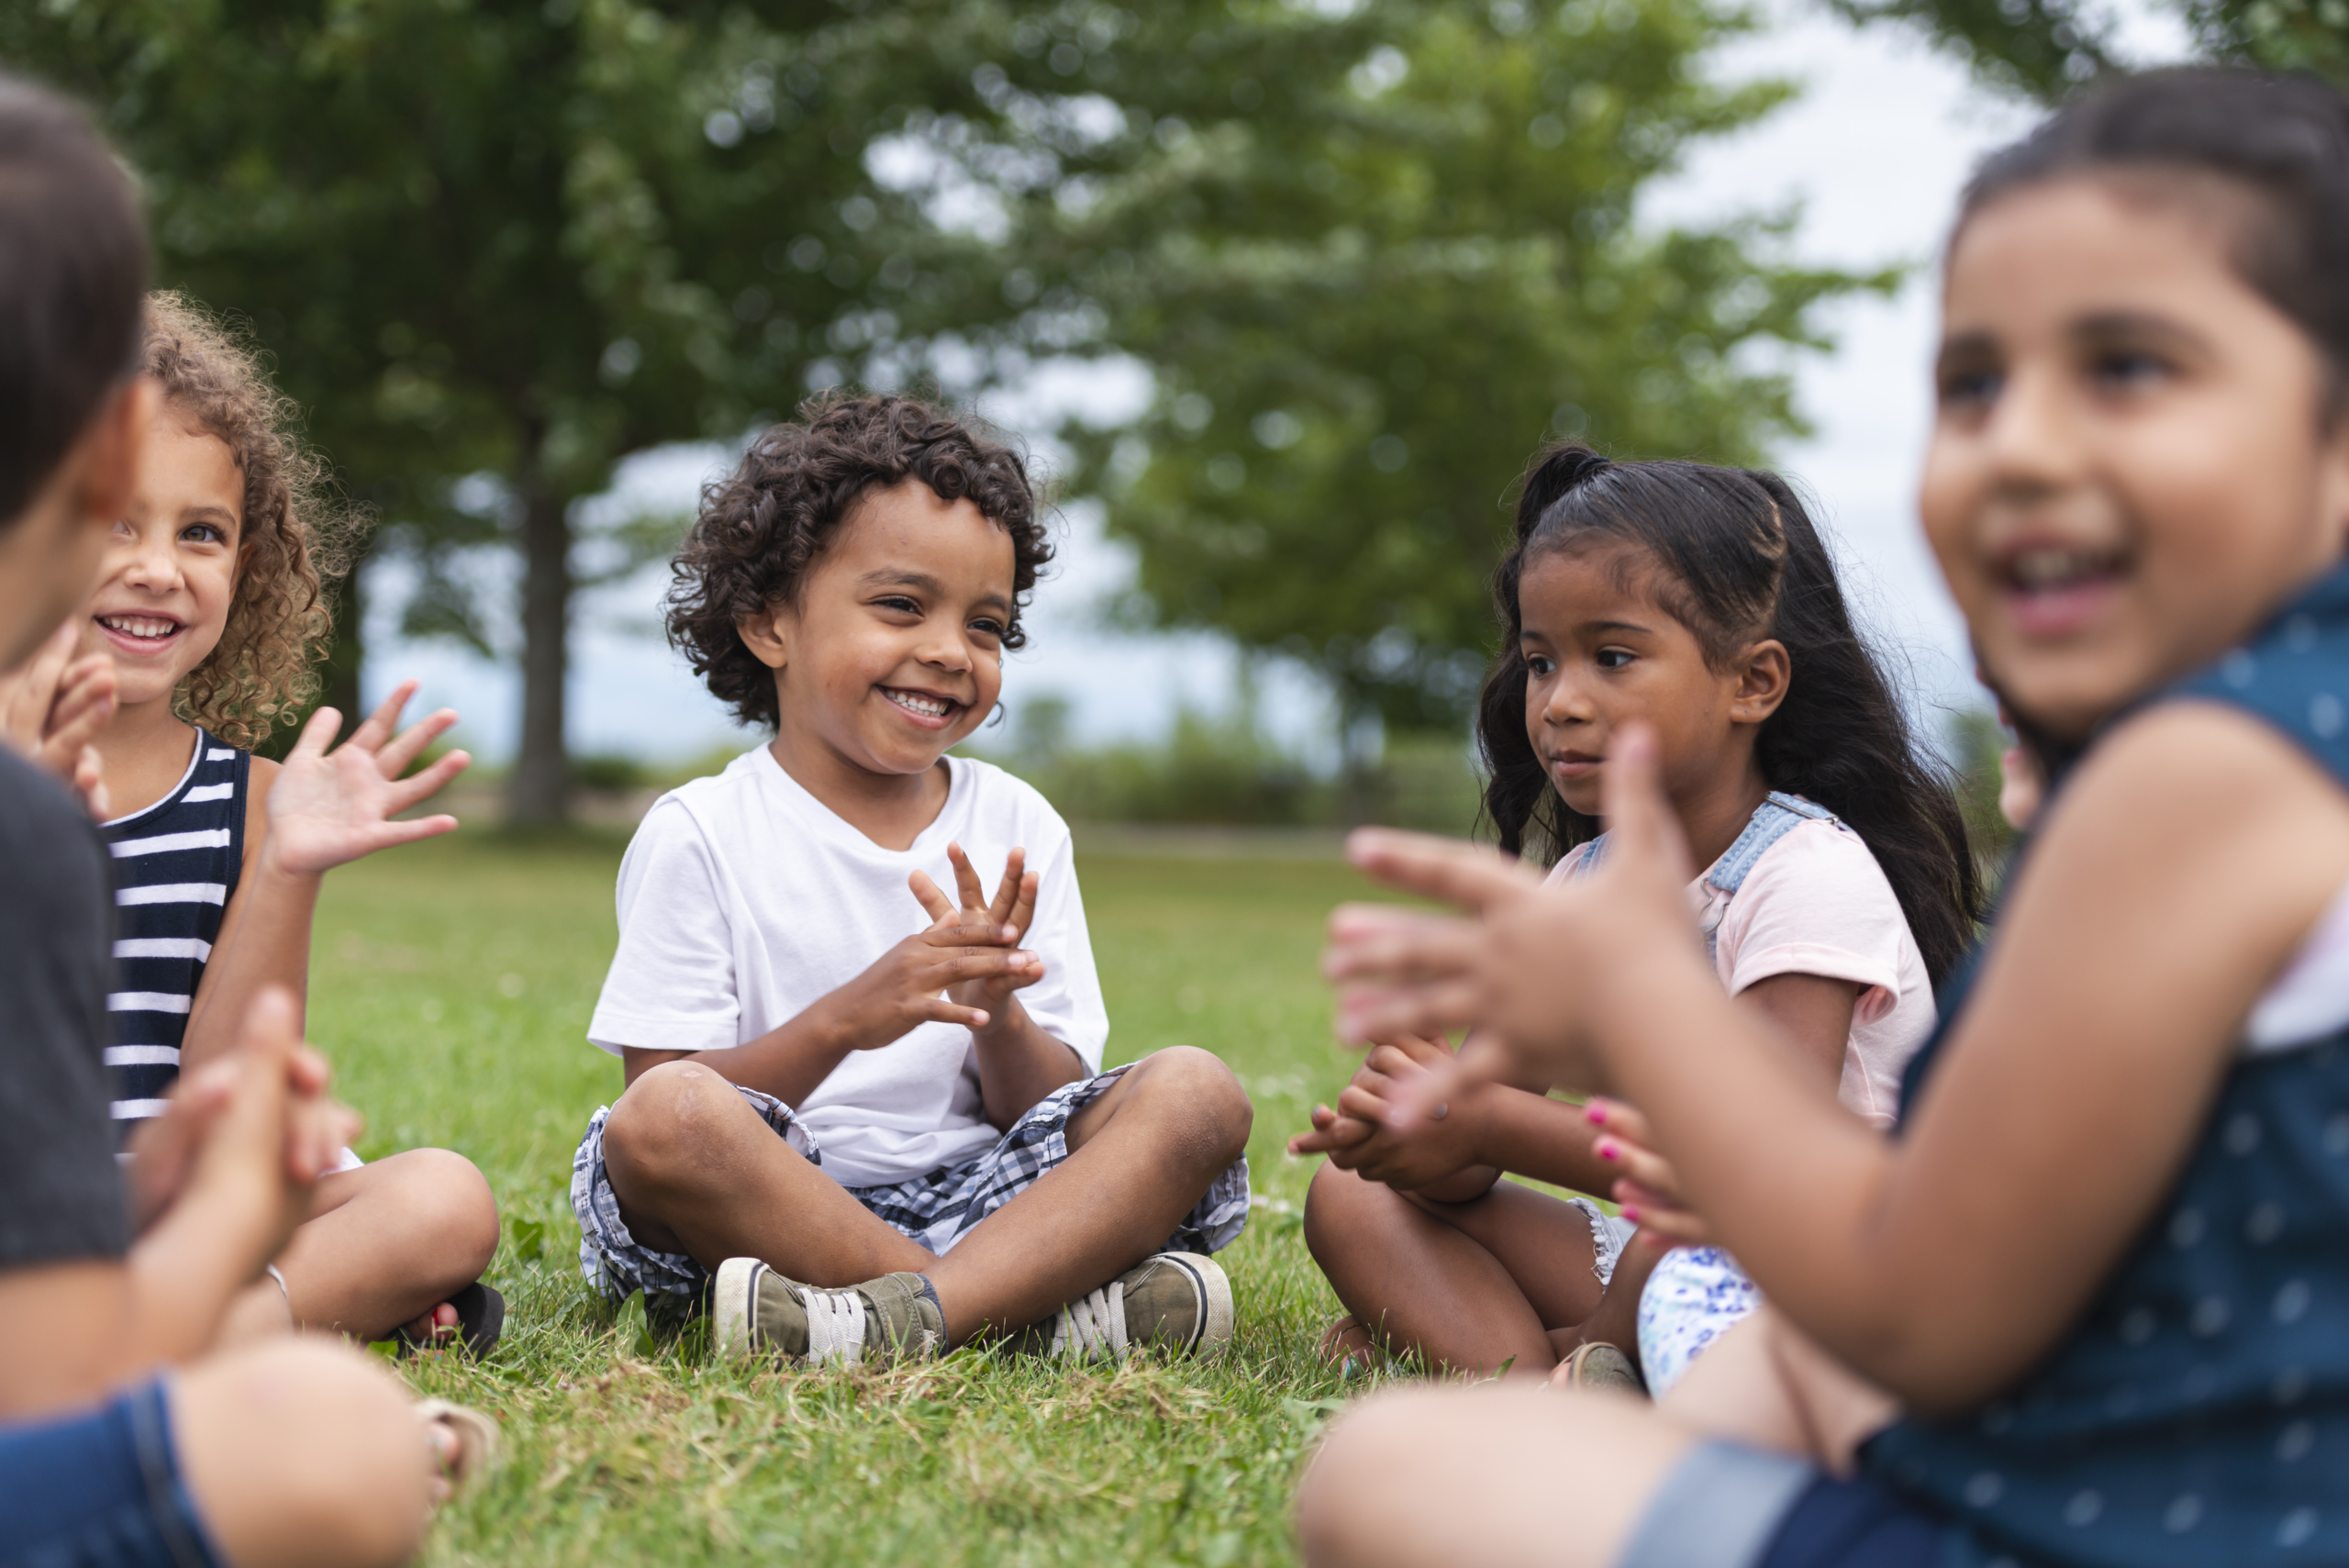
[507,476,571,828]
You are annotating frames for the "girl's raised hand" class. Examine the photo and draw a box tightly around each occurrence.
[0,620,117,817]
[1325,724,1705,1125]
[1587,1095,1711,1243]
[262,679,471,877]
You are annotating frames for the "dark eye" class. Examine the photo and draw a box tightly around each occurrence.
[1523,652,1555,678]
[182,522,227,546]
[875,595,921,615]
[1596,648,1635,670]
[1937,366,2002,411]
[968,616,1006,639]
[2091,348,2168,392]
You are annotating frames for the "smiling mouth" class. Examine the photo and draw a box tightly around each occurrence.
[882,686,962,721]
[1994,544,2129,634]
[95,613,184,645]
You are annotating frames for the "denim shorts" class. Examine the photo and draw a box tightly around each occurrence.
[1617,1443,1942,1568]
[0,1378,222,1568]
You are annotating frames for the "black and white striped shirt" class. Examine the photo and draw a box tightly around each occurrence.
[101,730,246,1130]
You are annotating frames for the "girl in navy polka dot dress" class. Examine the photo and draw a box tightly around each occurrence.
[1300,68,2349,1568]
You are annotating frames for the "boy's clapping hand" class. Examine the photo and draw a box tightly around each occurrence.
[908,841,1045,1039]
[261,679,471,877]
[811,844,1043,1051]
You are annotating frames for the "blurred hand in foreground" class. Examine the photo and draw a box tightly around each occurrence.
[1322,724,1704,1127]
[0,620,117,817]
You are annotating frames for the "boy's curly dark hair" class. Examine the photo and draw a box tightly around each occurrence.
[667,393,1051,730]
[146,292,359,749]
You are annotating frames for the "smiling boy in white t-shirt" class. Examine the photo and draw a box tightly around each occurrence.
[569,394,1252,1366]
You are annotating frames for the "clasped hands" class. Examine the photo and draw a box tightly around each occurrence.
[818,841,1047,1052]
[1305,724,1716,1235]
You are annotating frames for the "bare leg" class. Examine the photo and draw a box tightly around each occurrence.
[601,1061,940,1287]
[924,1047,1252,1340]
[1298,1384,1697,1568]
[1304,1161,1604,1378]
[601,1049,1252,1346]
[171,1338,437,1568]
[217,1150,501,1346]
[1546,1227,1669,1369]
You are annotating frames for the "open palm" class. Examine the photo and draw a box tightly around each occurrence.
[263,680,471,877]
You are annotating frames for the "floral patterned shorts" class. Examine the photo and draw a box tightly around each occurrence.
[1637,1244,1763,1397]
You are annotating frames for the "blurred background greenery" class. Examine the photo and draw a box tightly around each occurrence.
[6,0,2303,840]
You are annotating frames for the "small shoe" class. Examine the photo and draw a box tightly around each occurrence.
[394,1281,506,1361]
[414,1398,501,1496]
[1553,1341,1647,1396]
[1012,1251,1234,1363]
[1317,1315,1382,1378]
[711,1259,944,1367]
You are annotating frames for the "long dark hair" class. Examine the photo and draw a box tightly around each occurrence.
[1475,445,1983,985]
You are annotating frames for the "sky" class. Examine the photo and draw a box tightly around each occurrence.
[362,0,2192,767]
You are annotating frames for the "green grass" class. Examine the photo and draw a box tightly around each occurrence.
[310,833,1413,1567]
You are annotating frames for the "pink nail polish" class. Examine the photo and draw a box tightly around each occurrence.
[1586,1103,1607,1125]
[1597,1139,1619,1160]
[1620,1205,1642,1224]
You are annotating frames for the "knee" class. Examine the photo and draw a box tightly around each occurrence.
[1302,1158,1370,1266]
[175,1339,435,1568]
[601,1060,739,1189]
[381,1148,500,1278]
[1296,1392,1442,1568]
[1136,1046,1252,1165]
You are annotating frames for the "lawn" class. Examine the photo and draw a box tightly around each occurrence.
[309,830,1412,1567]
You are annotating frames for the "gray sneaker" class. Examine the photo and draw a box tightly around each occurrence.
[1012,1251,1235,1362]
[712,1259,945,1367]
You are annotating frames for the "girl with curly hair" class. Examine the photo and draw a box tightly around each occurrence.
[73,292,503,1353]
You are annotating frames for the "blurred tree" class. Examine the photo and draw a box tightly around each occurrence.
[950,0,1886,772]
[3,0,1028,821]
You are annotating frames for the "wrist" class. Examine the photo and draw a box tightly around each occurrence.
[251,841,325,891]
[969,993,1030,1048]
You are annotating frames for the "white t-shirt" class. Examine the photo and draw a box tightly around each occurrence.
[1552,813,1935,1127]
[588,748,1109,1187]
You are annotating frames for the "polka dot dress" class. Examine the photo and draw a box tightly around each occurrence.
[1865,568,2349,1567]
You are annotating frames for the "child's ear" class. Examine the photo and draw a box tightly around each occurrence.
[1729,639,1791,724]
[736,603,792,672]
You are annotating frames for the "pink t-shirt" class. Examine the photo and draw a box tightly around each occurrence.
[1549,810,1934,1127]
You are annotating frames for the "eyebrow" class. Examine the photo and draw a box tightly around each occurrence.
[859,568,1012,614]
[1520,618,1654,639]
[2071,310,2210,355]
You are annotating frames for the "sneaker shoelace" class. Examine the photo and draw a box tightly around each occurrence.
[802,1286,868,1368]
[1050,1279,1128,1362]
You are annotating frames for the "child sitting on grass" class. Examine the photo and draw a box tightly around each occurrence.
[1293,448,1977,1388]
[571,393,1252,1365]
[77,293,500,1353]
[0,71,475,1568]
[1305,65,2349,1568]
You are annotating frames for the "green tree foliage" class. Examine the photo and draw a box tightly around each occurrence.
[3,0,1029,819]
[973,0,1885,738]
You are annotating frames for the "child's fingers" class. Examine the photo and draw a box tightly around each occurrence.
[1341,828,1542,914]
[1335,978,1482,1048]
[915,996,992,1032]
[1595,1135,1682,1199]
[1383,1033,1512,1129]
[360,814,461,853]
[930,945,1041,988]
[1002,869,1039,945]
[1323,906,1484,986]
[346,679,417,753]
[908,869,960,927]
[383,750,471,814]
[1334,1083,1395,1126]
[985,846,1027,926]
[288,703,344,765]
[1594,724,1697,892]
[947,841,987,912]
[1585,1095,1655,1148]
[375,707,458,778]
[1612,1181,1710,1241]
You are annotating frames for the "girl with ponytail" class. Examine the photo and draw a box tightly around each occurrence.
[1291,443,1979,1393]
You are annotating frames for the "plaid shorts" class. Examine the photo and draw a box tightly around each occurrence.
[571,1063,1252,1311]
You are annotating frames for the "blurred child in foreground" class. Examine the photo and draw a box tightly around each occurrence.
[1304,68,2349,1568]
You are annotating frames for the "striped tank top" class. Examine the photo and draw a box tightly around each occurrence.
[101,730,246,1130]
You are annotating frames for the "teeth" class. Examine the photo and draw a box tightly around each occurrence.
[2010,549,2107,589]
[98,615,179,639]
[885,688,952,718]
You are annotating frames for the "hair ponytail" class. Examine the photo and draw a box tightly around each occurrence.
[1475,445,1984,985]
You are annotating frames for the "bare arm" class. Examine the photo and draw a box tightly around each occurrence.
[1329,707,2349,1410]
[182,687,466,1076]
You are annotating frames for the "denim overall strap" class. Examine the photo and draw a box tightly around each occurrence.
[1572,793,1833,956]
